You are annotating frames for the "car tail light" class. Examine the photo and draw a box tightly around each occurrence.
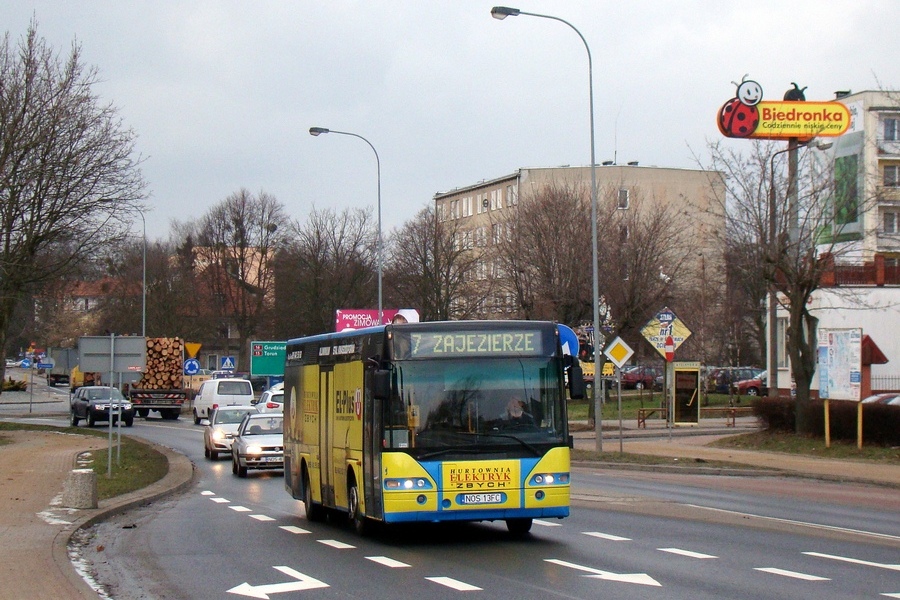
[266,402,279,409]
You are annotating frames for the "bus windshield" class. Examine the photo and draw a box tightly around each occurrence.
[383,356,566,457]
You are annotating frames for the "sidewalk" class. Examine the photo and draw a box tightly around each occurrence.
[0,381,195,600]
[572,416,900,487]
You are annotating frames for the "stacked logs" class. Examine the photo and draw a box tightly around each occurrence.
[134,337,184,389]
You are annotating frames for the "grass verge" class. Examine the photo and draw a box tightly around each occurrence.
[0,422,168,500]
[711,430,900,463]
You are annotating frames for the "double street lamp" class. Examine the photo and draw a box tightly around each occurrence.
[491,6,602,450]
[309,127,383,324]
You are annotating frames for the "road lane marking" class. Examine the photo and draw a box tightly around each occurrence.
[201,491,215,496]
[366,556,411,568]
[426,577,482,591]
[545,559,661,587]
[211,497,230,503]
[658,548,717,559]
[754,567,829,581]
[803,551,900,572]
[533,519,562,527]
[227,566,329,597]
[684,504,900,543]
[317,539,355,549]
[279,526,310,535]
[583,531,631,541]
[229,505,252,512]
[880,593,900,598]
[251,514,275,521]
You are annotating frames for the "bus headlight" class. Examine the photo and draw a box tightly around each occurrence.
[529,472,569,486]
[384,478,433,490]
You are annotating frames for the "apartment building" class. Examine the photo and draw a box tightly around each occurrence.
[433,165,726,352]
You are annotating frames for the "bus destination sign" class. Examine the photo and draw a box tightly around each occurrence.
[408,330,543,358]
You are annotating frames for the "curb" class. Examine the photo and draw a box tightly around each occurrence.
[52,437,198,598]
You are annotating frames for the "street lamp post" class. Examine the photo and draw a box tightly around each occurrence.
[491,6,602,451]
[137,209,146,338]
[766,139,831,397]
[309,127,383,324]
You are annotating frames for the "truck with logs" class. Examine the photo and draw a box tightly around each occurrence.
[126,337,189,420]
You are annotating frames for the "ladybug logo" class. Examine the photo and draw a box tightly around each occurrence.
[353,388,362,420]
[718,77,762,138]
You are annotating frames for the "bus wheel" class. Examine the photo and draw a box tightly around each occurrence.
[348,480,370,536]
[506,518,533,536]
[303,470,326,522]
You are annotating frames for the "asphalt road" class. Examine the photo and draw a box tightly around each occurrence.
[47,414,899,600]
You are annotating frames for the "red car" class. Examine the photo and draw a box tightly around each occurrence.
[732,371,767,396]
[620,365,662,390]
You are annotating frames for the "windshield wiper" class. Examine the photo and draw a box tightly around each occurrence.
[477,432,542,457]
[417,447,483,460]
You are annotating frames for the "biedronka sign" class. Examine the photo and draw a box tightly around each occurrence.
[717,78,849,141]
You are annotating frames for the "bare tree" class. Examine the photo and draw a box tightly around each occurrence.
[385,205,484,321]
[275,206,376,337]
[706,139,877,433]
[595,185,695,358]
[194,189,286,370]
[497,182,592,324]
[0,22,145,387]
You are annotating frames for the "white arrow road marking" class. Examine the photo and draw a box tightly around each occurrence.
[545,559,661,587]
[317,539,355,549]
[366,556,411,568]
[279,525,310,535]
[658,548,717,559]
[755,567,829,581]
[880,593,900,598]
[426,576,482,591]
[583,531,631,541]
[804,551,900,572]
[227,566,329,598]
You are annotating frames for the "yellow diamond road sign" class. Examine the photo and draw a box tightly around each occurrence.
[604,337,634,369]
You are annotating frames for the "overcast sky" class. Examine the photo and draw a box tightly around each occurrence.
[4,1,899,240]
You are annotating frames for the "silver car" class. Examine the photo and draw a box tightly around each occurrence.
[231,413,284,478]
[203,405,259,460]
[253,389,284,414]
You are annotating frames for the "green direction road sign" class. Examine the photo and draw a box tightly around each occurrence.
[250,341,286,377]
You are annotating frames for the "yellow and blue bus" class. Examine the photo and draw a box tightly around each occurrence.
[283,320,584,535]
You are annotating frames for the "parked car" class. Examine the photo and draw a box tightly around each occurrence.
[231,412,284,478]
[70,386,135,427]
[620,365,662,390]
[253,389,284,414]
[732,371,767,396]
[706,367,763,394]
[5,358,23,368]
[203,405,259,460]
[861,393,900,406]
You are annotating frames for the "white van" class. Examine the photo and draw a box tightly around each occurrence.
[193,378,254,425]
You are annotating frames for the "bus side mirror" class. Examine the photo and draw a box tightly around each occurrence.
[568,360,585,400]
[373,369,391,400]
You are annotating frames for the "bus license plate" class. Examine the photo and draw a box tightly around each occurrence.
[461,493,502,505]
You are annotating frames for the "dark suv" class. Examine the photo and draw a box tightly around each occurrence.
[71,386,135,427]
